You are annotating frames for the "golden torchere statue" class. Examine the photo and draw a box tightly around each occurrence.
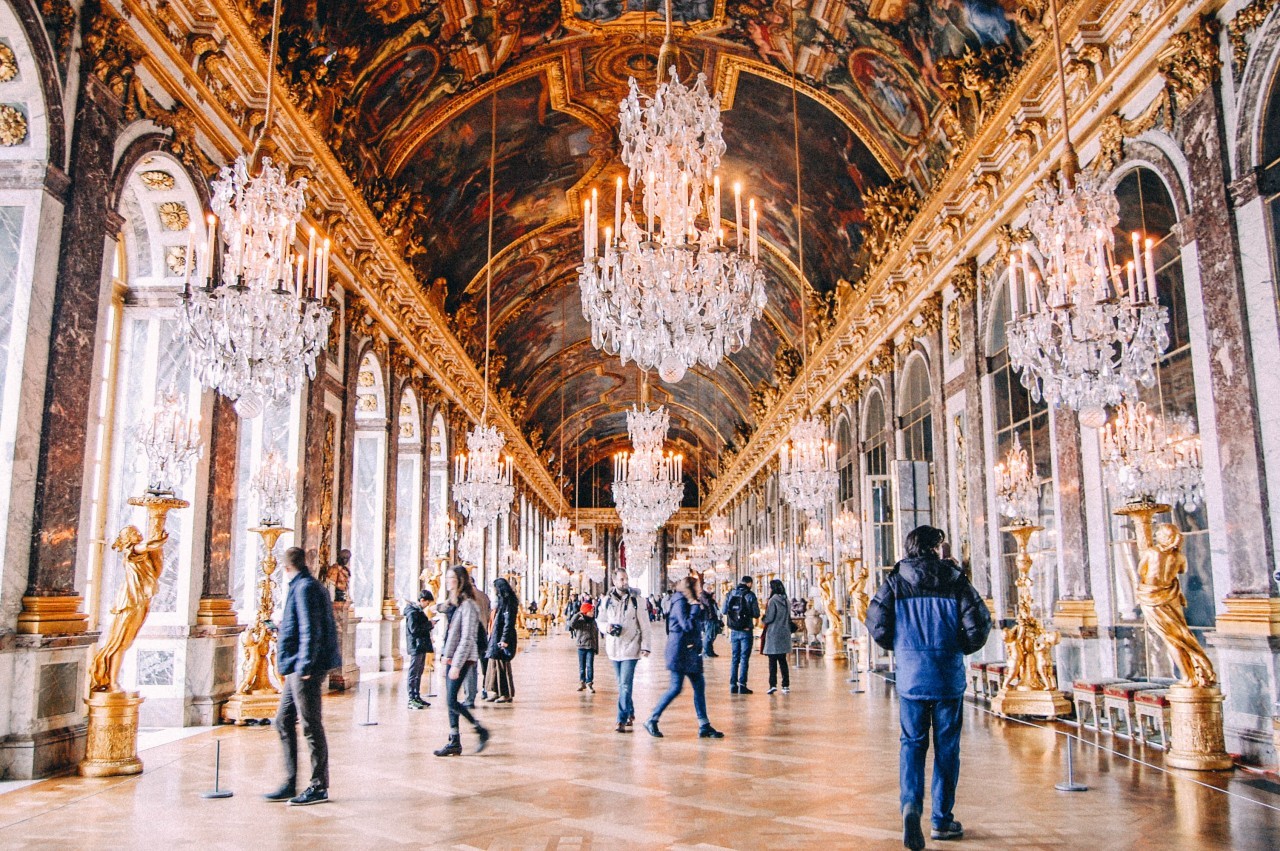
[81,495,186,777]
[990,524,1070,718]
[1137,522,1216,687]
[845,557,869,623]
[223,525,288,724]
[818,564,842,656]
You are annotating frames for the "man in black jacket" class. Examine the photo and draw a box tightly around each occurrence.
[266,548,342,807]
[403,589,434,710]
[867,526,992,850]
[721,576,761,694]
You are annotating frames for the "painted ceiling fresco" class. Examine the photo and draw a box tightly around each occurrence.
[262,0,1037,504]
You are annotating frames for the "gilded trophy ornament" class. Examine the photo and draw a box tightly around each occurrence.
[0,104,28,146]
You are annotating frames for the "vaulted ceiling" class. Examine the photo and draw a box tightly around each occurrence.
[267,0,1034,505]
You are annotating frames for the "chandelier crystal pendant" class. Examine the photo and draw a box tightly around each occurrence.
[779,415,838,520]
[578,0,766,384]
[179,0,332,419]
[994,434,1040,526]
[1004,0,1168,429]
[613,404,684,532]
[1100,400,1204,511]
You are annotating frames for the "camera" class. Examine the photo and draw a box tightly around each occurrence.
[608,623,623,637]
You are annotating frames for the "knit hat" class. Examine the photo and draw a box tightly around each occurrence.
[581,602,594,615]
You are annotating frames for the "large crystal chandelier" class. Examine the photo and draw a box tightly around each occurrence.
[623,528,656,577]
[180,0,331,419]
[994,434,1040,526]
[457,522,484,567]
[250,449,295,527]
[613,404,684,532]
[703,514,735,566]
[1005,0,1168,429]
[138,392,203,497]
[451,86,514,528]
[800,521,828,563]
[779,416,838,520]
[578,0,766,383]
[1100,400,1204,510]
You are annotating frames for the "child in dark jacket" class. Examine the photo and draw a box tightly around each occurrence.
[567,602,600,692]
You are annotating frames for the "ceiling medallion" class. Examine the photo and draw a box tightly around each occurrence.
[158,201,190,231]
[578,0,766,384]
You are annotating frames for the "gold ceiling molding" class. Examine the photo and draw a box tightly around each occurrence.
[703,0,1211,512]
[714,55,903,179]
[118,0,568,516]
[558,0,729,37]
[384,52,614,180]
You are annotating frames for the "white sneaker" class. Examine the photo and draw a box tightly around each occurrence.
[781,687,790,693]
[767,687,778,694]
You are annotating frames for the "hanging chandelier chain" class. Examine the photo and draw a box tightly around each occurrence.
[1047,0,1076,182]
[789,2,806,374]
[482,88,497,425]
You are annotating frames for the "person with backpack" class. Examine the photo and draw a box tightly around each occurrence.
[644,575,723,740]
[402,589,434,709]
[760,579,793,693]
[599,569,651,732]
[867,525,992,850]
[698,574,723,657]
[566,601,599,692]
[721,576,761,694]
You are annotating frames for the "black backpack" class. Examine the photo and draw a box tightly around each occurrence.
[725,589,753,631]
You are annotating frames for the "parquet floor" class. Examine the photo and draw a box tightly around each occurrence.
[1,633,1277,849]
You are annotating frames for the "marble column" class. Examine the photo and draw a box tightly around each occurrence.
[378,351,402,673]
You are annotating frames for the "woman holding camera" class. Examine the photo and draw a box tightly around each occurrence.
[598,568,651,733]
[644,575,724,740]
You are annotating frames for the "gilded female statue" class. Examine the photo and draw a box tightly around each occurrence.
[90,524,166,692]
[848,560,870,623]
[1136,523,1216,688]
[819,568,841,633]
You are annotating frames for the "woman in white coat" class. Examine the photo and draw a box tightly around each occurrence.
[598,568,652,733]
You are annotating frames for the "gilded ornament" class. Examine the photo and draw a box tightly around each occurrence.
[1133,517,1217,687]
[0,43,17,83]
[157,201,190,231]
[0,104,27,146]
[164,246,187,276]
[140,170,176,191]
[1229,0,1277,75]
[947,300,963,357]
[862,179,920,271]
[1158,15,1222,111]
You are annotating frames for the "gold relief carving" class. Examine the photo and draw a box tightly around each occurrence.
[868,342,895,377]
[0,104,27,146]
[937,46,1015,136]
[82,4,146,110]
[950,259,978,303]
[953,414,969,543]
[1158,15,1222,112]
[39,0,76,68]
[862,179,920,271]
[139,170,175,191]
[318,415,336,572]
[1092,92,1171,174]
[947,300,963,357]
[157,201,190,231]
[917,293,943,336]
[1229,0,1277,75]
[164,246,187,275]
[0,43,17,83]
[79,691,144,777]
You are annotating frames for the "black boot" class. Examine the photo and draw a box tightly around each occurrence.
[433,733,462,757]
[474,724,490,754]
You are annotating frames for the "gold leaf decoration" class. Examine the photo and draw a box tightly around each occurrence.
[157,201,190,231]
[0,43,17,83]
[165,246,187,276]
[140,170,176,191]
[0,104,27,146]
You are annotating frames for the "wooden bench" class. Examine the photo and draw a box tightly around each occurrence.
[1134,689,1172,749]
[1103,682,1168,739]
[1071,679,1131,731]
[984,663,1007,699]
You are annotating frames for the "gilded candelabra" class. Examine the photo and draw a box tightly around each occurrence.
[81,495,187,777]
[817,562,842,657]
[222,524,288,724]
[1117,500,1231,770]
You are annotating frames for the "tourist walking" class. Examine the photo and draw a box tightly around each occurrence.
[567,601,600,691]
[722,575,761,694]
[466,574,492,706]
[484,577,518,703]
[698,576,722,657]
[434,566,491,757]
[867,526,992,850]
[761,579,792,693]
[645,576,723,740]
[403,589,434,709]
[266,548,341,806]
[599,569,651,732]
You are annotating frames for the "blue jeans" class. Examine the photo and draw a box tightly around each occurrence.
[702,620,718,655]
[578,648,595,684]
[899,697,964,827]
[729,630,752,687]
[613,658,637,723]
[649,669,708,726]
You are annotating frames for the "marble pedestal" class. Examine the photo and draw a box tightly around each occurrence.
[221,689,280,725]
[379,601,402,673]
[329,601,361,692]
[184,625,243,726]
[824,628,842,659]
[0,632,97,779]
[1167,685,1234,771]
[79,691,143,777]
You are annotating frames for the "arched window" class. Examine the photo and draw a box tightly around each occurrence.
[1106,168,1214,644]
[1262,68,1280,287]
[862,390,894,572]
[836,415,855,507]
[899,356,933,463]
[986,273,1056,620]
[427,411,449,558]
[395,387,423,604]
[350,351,387,617]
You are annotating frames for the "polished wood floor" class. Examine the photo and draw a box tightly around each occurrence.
[2,633,1278,849]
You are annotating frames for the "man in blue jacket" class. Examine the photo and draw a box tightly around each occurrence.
[266,547,341,807]
[867,526,992,850]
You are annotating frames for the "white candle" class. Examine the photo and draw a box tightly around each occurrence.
[713,175,721,230]
[749,199,758,261]
[322,239,331,299]
[1144,238,1157,302]
[295,251,304,296]
[734,182,743,252]
[583,199,591,261]
[604,226,612,253]
[183,229,193,281]
[1131,232,1143,298]
[308,226,317,293]
[614,177,623,238]
[206,214,217,283]
[1126,260,1136,303]
[1008,254,1020,316]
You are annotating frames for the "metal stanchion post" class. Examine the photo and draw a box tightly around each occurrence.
[200,739,234,799]
[357,686,378,727]
[1055,732,1088,792]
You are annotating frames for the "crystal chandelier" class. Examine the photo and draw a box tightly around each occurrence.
[458,522,484,567]
[138,392,203,497]
[578,0,766,383]
[623,528,656,577]
[703,514,735,566]
[429,514,454,559]
[1100,400,1204,510]
[545,515,579,568]
[779,416,838,520]
[251,449,295,526]
[1005,0,1168,429]
[180,0,332,419]
[500,545,526,577]
[800,521,828,563]
[994,434,1040,526]
[833,507,862,561]
[452,86,515,528]
[613,405,684,532]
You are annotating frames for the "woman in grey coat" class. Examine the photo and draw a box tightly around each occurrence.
[761,579,792,693]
